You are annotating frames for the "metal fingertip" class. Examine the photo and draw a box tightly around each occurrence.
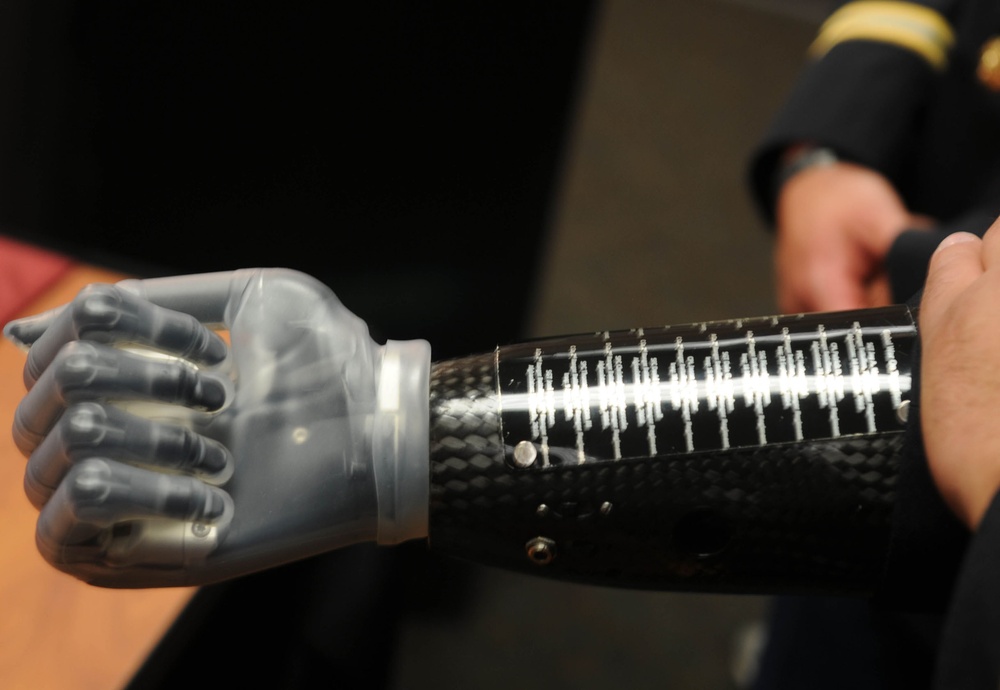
[200,442,234,486]
[202,442,229,475]
[4,319,29,349]
[3,307,62,347]
[205,334,229,363]
[205,488,228,520]
[196,377,228,411]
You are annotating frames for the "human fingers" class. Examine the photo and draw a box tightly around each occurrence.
[919,230,999,529]
[774,242,866,313]
[919,232,984,334]
[979,216,1000,270]
[864,273,894,308]
[803,251,868,313]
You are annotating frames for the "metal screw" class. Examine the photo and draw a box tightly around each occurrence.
[536,504,550,517]
[191,523,211,538]
[896,399,910,425]
[513,441,537,468]
[600,501,613,516]
[525,536,556,565]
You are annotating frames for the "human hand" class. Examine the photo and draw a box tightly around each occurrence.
[920,222,1000,530]
[5,268,430,587]
[774,159,929,313]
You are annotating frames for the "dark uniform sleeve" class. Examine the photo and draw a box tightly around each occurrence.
[746,0,963,225]
[933,490,1000,688]
[874,295,969,613]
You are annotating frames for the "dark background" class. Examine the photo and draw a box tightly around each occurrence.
[0,1,596,359]
[0,1,840,687]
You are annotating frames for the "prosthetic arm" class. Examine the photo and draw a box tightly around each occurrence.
[5,268,932,596]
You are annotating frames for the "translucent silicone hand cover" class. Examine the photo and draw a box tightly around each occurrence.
[5,268,431,587]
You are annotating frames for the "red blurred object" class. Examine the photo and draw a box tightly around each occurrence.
[0,236,74,323]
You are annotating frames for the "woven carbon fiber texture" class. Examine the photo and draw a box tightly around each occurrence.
[428,323,907,595]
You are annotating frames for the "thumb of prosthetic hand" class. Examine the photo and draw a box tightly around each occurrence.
[5,268,431,587]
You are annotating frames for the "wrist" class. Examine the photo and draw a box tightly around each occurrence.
[372,338,432,545]
[772,144,840,202]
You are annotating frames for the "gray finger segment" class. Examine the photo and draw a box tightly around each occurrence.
[23,284,130,386]
[36,458,230,571]
[21,284,228,387]
[3,304,64,349]
[66,457,227,526]
[13,342,228,455]
[25,402,233,508]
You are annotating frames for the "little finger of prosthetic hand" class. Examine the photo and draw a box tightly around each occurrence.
[5,268,431,587]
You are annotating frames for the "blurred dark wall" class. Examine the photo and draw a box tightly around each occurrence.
[0,2,597,358]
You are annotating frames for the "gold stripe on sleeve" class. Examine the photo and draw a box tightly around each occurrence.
[808,1,955,70]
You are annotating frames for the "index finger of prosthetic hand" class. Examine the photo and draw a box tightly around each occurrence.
[36,457,233,588]
[6,282,229,390]
[3,271,239,353]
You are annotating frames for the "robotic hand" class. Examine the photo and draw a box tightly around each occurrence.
[6,268,964,606]
[5,268,431,588]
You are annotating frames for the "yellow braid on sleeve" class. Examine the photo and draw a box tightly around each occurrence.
[809,1,955,70]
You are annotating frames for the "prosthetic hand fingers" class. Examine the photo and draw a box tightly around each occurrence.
[9,282,228,388]
[36,457,231,576]
[3,304,64,348]
[24,401,233,509]
[13,341,228,456]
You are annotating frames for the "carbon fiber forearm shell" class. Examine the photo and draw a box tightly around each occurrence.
[428,308,914,596]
